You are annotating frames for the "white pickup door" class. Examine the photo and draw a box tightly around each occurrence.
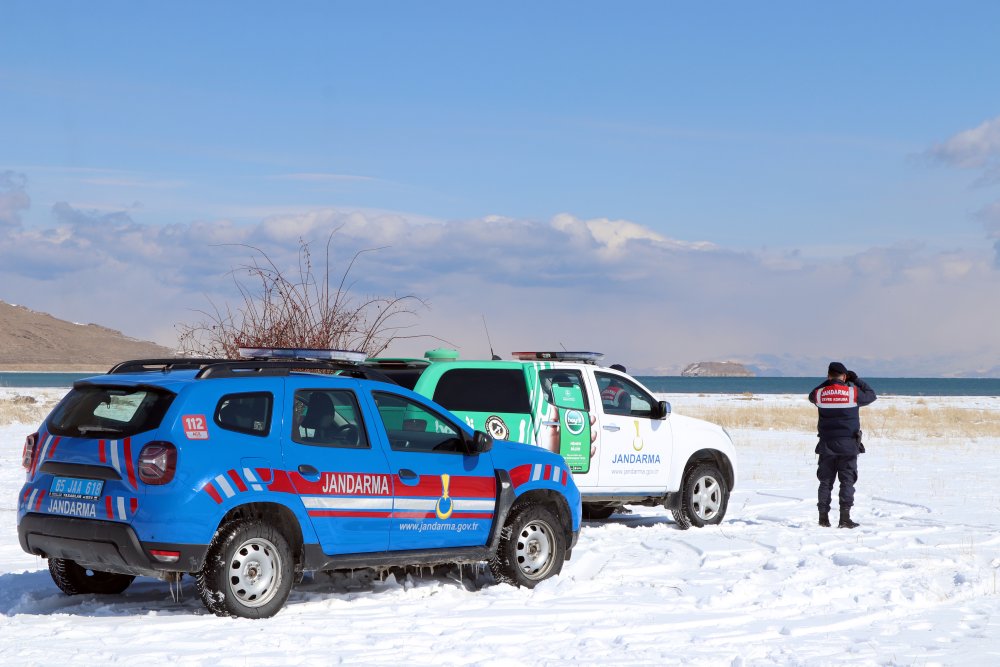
[584,369,672,492]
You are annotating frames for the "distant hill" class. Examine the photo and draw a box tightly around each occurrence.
[0,301,174,371]
[681,361,755,377]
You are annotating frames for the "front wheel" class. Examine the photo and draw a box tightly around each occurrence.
[196,520,294,619]
[676,463,729,528]
[48,558,135,595]
[489,505,566,588]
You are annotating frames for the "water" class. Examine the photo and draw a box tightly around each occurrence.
[0,372,97,388]
[2,371,998,397]
[637,376,1000,397]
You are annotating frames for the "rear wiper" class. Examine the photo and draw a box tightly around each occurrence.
[77,425,123,435]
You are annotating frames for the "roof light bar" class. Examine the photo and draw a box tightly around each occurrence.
[237,347,367,364]
[511,351,605,364]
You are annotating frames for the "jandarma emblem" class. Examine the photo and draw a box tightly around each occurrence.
[435,474,454,520]
[485,415,509,440]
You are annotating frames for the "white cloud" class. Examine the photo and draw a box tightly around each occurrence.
[927,115,1000,171]
[929,117,1000,266]
[1,197,999,376]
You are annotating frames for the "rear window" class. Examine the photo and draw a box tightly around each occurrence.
[432,369,531,413]
[48,384,176,438]
[215,392,272,436]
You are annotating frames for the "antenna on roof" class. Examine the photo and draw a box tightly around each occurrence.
[482,315,501,360]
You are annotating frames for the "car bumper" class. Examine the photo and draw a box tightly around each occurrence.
[18,514,208,577]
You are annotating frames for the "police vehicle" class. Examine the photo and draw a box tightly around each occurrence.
[366,350,737,527]
[17,349,582,618]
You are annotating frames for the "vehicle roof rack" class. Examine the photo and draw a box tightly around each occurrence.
[105,355,397,384]
[196,359,394,382]
[511,351,605,364]
[107,358,223,374]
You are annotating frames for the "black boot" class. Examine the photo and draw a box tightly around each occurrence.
[838,508,859,529]
[818,511,830,527]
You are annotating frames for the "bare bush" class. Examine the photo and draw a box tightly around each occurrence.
[177,232,441,359]
[678,400,1000,440]
[0,394,61,426]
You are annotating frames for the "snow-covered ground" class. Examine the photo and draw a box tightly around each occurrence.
[2,391,999,666]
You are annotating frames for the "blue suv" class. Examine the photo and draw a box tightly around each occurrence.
[17,349,581,618]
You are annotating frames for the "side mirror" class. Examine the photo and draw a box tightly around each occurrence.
[652,400,671,420]
[465,430,494,454]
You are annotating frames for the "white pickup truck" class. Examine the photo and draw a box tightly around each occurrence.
[366,350,738,528]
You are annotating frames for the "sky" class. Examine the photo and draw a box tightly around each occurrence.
[3,2,1000,376]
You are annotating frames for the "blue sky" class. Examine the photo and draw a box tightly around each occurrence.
[3,2,1000,375]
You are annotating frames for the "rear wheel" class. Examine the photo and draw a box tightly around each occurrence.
[678,463,729,528]
[197,520,294,619]
[48,558,135,595]
[489,504,565,588]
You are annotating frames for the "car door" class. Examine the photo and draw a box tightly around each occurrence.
[364,389,497,550]
[589,370,672,490]
[280,377,393,555]
[534,368,595,477]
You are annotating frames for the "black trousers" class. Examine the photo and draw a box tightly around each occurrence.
[817,453,858,512]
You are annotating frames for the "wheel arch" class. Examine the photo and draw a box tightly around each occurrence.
[509,489,574,549]
[215,502,305,571]
[683,449,735,491]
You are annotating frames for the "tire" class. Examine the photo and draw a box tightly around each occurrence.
[48,558,135,596]
[670,507,692,530]
[196,520,294,619]
[489,504,566,588]
[582,503,617,521]
[678,463,729,528]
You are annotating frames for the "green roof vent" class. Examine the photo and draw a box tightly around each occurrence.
[424,348,460,362]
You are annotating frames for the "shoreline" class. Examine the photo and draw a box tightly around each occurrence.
[0,365,108,373]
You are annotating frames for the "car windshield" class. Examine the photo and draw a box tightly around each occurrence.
[48,384,176,438]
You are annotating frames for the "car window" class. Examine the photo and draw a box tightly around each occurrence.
[595,371,655,418]
[292,389,369,449]
[47,384,176,438]
[432,369,531,413]
[373,391,466,454]
[539,370,589,410]
[215,392,272,437]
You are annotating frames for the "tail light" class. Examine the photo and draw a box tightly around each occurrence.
[21,433,38,470]
[138,441,177,485]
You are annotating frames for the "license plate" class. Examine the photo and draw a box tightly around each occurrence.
[49,476,104,501]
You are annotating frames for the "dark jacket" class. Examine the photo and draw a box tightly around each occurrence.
[808,377,877,454]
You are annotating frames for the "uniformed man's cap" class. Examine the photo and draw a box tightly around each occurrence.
[828,361,848,376]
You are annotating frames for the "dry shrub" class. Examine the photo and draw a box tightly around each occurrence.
[680,401,1000,440]
[863,404,1000,439]
[0,395,59,427]
[682,403,814,432]
[177,231,444,359]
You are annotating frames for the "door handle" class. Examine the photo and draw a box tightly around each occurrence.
[602,424,621,432]
[297,464,319,478]
[541,420,560,427]
[398,468,419,484]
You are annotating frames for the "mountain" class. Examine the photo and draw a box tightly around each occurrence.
[0,300,174,371]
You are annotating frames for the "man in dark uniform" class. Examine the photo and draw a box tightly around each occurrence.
[808,362,877,529]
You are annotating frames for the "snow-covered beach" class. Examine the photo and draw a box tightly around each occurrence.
[2,389,999,666]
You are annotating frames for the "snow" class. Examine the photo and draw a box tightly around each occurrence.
[3,391,1000,666]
